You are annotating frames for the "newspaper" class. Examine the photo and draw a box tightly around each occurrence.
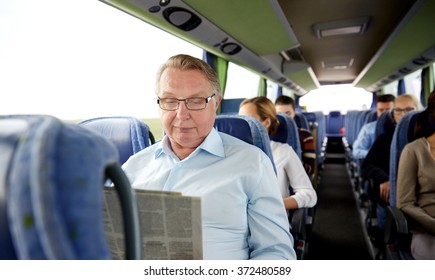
[103,187,202,260]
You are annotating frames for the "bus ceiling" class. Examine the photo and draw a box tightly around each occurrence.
[101,0,435,94]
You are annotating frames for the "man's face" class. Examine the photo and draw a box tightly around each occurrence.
[376,101,394,117]
[275,104,295,118]
[392,98,417,123]
[158,68,220,150]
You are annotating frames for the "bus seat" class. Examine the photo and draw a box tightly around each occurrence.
[79,116,155,165]
[344,110,362,175]
[364,110,377,124]
[0,115,141,259]
[270,113,310,260]
[271,113,302,159]
[389,111,420,206]
[294,112,309,130]
[375,110,395,138]
[354,111,368,142]
[383,111,420,260]
[301,112,317,129]
[214,114,276,173]
[344,110,358,146]
[313,111,326,167]
[326,110,344,137]
[363,110,396,253]
[219,98,245,114]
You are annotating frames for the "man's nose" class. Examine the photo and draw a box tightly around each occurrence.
[176,101,190,119]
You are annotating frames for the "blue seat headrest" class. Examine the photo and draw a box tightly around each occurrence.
[79,116,152,165]
[302,112,316,123]
[214,115,276,173]
[214,116,254,144]
[375,110,395,138]
[271,113,302,159]
[1,115,121,259]
[271,114,289,144]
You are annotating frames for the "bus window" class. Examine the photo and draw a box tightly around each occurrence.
[282,87,295,98]
[404,70,422,97]
[0,0,202,121]
[383,81,399,96]
[224,62,259,99]
[266,80,279,102]
[299,84,373,114]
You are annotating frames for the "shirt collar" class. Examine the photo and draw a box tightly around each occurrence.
[155,128,224,159]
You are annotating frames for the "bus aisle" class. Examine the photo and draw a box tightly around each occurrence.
[306,136,374,260]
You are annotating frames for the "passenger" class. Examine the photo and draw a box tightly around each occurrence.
[361,94,421,237]
[121,54,296,260]
[239,97,317,211]
[274,95,316,179]
[352,94,396,160]
[396,90,435,260]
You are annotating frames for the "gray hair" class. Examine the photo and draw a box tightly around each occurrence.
[395,93,422,110]
[155,54,222,99]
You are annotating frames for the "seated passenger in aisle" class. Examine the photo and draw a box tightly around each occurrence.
[239,96,317,211]
[352,94,395,160]
[396,90,435,260]
[361,94,421,239]
[275,95,316,179]
[121,54,296,260]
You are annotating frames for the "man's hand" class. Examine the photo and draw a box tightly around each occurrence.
[379,181,390,203]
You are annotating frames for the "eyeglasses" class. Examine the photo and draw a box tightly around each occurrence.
[157,94,216,111]
[393,107,416,114]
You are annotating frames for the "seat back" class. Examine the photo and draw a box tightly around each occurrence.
[389,111,420,206]
[79,116,154,165]
[0,115,141,259]
[383,111,420,260]
[375,110,395,138]
[301,112,317,130]
[364,110,377,124]
[326,110,344,137]
[270,113,310,259]
[214,115,276,173]
[313,111,326,165]
[271,113,302,159]
[294,112,309,130]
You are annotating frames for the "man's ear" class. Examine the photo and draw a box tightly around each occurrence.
[214,95,223,109]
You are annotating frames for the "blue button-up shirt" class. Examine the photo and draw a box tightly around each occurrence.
[122,128,296,260]
[352,121,377,160]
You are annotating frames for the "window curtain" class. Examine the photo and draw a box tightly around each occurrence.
[277,86,283,97]
[370,91,378,109]
[397,78,406,95]
[295,94,301,111]
[202,51,228,114]
[420,65,434,107]
[258,78,267,97]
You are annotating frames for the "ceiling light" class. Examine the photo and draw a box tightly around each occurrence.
[321,58,354,70]
[313,17,370,38]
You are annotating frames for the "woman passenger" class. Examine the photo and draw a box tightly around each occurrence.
[396,90,435,260]
[239,96,317,211]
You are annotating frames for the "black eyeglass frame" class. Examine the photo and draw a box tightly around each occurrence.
[392,107,416,114]
[157,94,216,111]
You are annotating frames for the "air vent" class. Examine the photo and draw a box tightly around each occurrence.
[162,7,202,31]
